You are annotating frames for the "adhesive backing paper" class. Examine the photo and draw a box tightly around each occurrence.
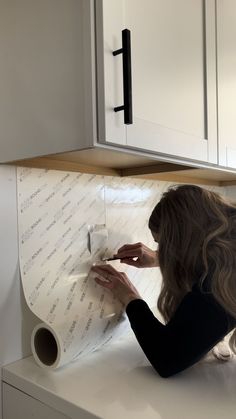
[17,167,165,369]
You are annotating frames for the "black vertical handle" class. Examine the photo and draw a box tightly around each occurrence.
[113,29,133,125]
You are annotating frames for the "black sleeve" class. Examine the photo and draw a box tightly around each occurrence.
[126,287,235,378]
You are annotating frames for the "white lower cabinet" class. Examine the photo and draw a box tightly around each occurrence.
[2,345,236,419]
[3,384,69,419]
[2,382,98,419]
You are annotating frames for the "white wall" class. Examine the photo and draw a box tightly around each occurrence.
[225,185,236,201]
[0,166,38,419]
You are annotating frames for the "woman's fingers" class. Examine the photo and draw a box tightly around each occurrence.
[120,258,140,267]
[91,264,119,276]
[116,243,159,268]
[116,242,143,254]
[116,249,142,259]
[115,246,144,261]
[91,266,141,307]
[91,265,121,287]
[94,277,114,289]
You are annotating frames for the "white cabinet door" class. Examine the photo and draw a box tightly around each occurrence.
[98,0,217,164]
[0,0,94,163]
[217,0,236,169]
[3,383,69,419]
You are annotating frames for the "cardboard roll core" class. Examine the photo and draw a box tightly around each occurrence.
[33,327,58,366]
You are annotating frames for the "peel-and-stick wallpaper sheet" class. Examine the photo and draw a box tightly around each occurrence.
[18,167,216,369]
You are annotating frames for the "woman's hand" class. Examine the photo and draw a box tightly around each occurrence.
[114,242,159,268]
[91,264,142,308]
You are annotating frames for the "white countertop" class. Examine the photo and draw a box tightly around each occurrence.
[3,332,236,419]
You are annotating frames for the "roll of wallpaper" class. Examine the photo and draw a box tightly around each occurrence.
[17,167,160,369]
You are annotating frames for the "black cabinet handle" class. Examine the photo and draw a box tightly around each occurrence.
[113,29,133,125]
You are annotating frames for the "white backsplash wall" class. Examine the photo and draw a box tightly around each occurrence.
[225,185,236,202]
[0,164,235,418]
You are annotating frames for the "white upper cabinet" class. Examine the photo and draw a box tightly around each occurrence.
[217,0,236,169]
[98,0,218,164]
[0,0,96,162]
[0,0,219,165]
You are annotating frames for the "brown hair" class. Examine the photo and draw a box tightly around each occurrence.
[149,184,236,352]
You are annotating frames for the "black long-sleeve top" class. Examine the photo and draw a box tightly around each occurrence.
[126,284,236,378]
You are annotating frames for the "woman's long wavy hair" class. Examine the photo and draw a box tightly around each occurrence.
[148,184,236,353]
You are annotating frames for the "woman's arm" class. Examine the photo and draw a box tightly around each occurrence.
[91,265,235,378]
[126,287,234,378]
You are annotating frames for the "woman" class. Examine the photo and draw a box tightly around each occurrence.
[91,184,236,378]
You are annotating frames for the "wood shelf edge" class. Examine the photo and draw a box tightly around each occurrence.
[10,157,122,177]
[7,156,236,187]
[121,163,193,177]
[128,173,221,186]
[220,180,236,186]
